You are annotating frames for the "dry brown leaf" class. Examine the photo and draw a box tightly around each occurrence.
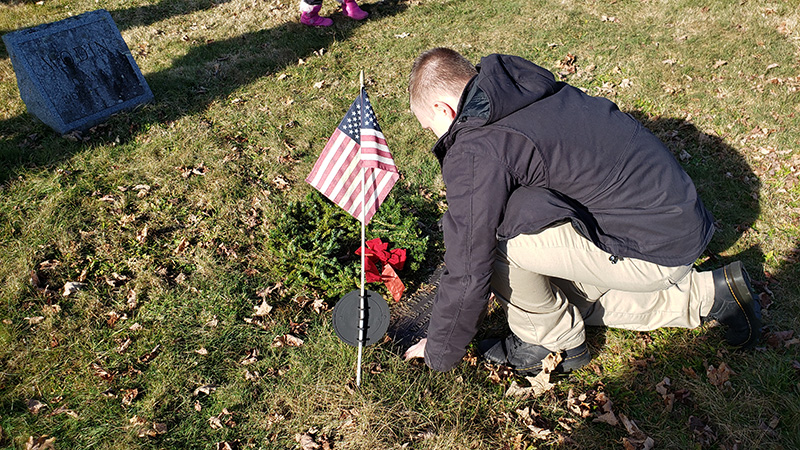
[138,344,161,364]
[253,300,273,317]
[296,432,321,450]
[515,407,553,440]
[27,399,48,414]
[567,389,592,418]
[126,289,138,310]
[273,176,290,190]
[25,436,56,450]
[174,237,189,255]
[101,388,117,398]
[193,384,218,396]
[272,334,304,348]
[209,416,224,429]
[117,338,132,354]
[129,415,147,426]
[122,388,139,406]
[311,298,329,313]
[706,362,734,387]
[244,370,261,381]
[593,411,619,426]
[92,363,114,381]
[765,330,796,348]
[25,316,45,325]
[240,348,259,365]
[62,281,87,297]
[688,415,717,446]
[619,413,654,449]
[47,405,79,419]
[136,225,149,243]
[289,320,309,335]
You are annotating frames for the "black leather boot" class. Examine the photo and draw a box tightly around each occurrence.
[704,261,761,348]
[478,333,591,376]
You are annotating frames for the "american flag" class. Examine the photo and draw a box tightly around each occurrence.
[306,88,398,225]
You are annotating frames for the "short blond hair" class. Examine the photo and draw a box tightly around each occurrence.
[408,48,477,112]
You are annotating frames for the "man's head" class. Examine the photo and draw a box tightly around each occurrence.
[409,48,477,137]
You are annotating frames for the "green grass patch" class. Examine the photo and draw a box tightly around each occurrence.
[2,0,799,448]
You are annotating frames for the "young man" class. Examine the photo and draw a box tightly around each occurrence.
[402,48,761,374]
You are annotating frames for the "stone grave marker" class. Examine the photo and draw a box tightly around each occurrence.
[2,9,153,135]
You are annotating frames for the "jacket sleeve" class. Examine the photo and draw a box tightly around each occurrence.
[424,149,514,371]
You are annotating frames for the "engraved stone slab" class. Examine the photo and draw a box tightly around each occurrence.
[387,264,444,349]
[2,10,153,134]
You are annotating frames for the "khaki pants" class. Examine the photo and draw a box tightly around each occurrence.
[491,222,716,351]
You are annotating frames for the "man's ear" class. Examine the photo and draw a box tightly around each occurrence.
[432,100,457,121]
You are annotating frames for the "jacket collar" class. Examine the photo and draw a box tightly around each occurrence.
[431,75,490,164]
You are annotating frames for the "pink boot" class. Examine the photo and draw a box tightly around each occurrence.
[300,4,333,27]
[340,0,368,20]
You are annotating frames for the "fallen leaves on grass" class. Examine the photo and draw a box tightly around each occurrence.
[758,415,781,438]
[193,384,219,396]
[127,289,138,310]
[92,363,114,381]
[62,281,87,297]
[253,299,273,317]
[178,164,208,178]
[174,237,189,255]
[620,414,655,450]
[764,330,799,349]
[557,53,578,78]
[505,353,562,399]
[138,344,161,364]
[272,334,304,348]
[132,184,151,198]
[209,409,236,429]
[27,399,48,414]
[134,420,167,438]
[592,391,619,426]
[121,388,139,406]
[485,363,514,384]
[515,407,552,440]
[24,316,45,325]
[706,362,734,387]
[29,270,58,296]
[25,436,55,450]
[240,348,259,365]
[295,428,334,450]
[46,405,79,419]
[567,389,592,418]
[688,416,717,446]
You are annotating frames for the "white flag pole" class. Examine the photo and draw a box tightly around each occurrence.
[356,70,366,387]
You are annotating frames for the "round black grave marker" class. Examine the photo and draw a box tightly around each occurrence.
[332,289,390,347]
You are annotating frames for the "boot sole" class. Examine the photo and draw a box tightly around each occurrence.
[723,261,761,348]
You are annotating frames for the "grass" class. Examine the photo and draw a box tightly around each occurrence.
[1,0,799,448]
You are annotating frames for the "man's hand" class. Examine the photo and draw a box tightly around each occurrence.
[403,338,427,361]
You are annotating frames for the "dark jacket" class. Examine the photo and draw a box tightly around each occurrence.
[423,54,714,372]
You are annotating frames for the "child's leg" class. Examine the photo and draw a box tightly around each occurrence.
[299,0,333,26]
[337,0,368,20]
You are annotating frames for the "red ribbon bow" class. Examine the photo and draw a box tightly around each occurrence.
[355,238,406,302]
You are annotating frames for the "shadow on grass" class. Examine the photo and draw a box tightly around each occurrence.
[0,0,408,185]
[0,0,234,58]
[110,0,234,32]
